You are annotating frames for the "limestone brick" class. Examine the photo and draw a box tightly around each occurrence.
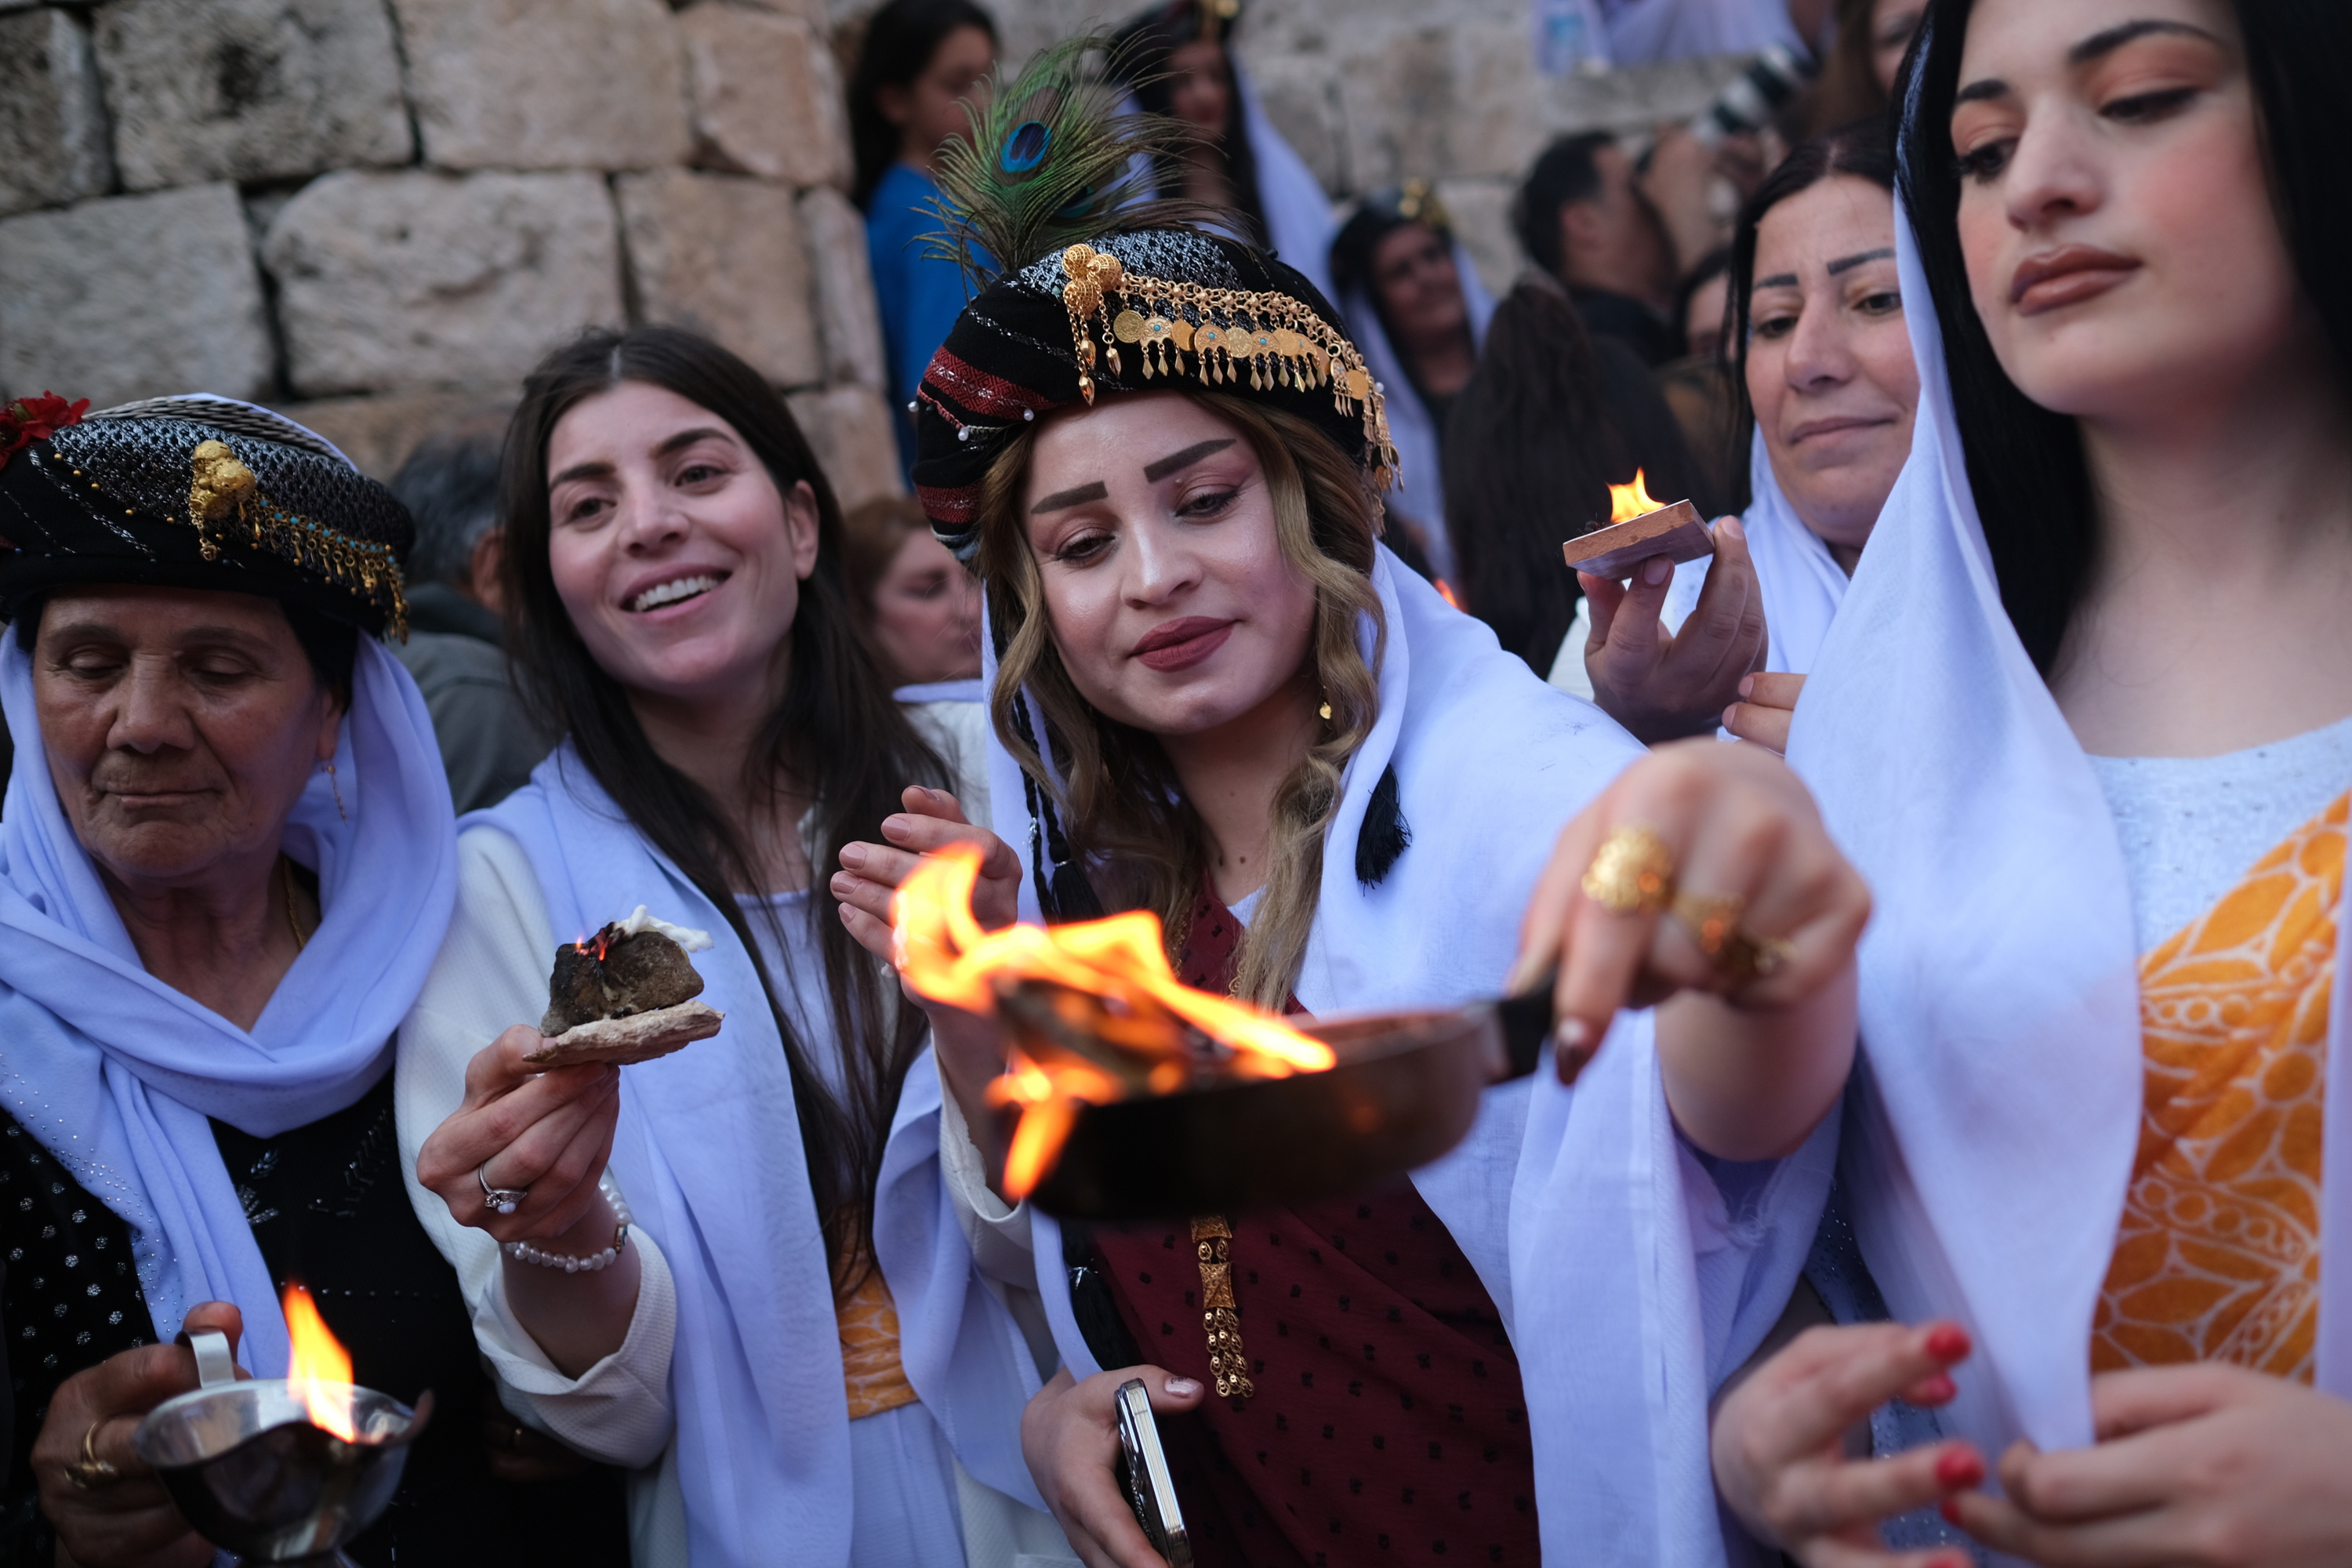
[617,169,822,389]
[0,9,111,218]
[273,387,518,480]
[796,187,885,390]
[263,170,625,396]
[393,0,691,172]
[0,184,274,409]
[678,4,852,190]
[94,0,410,191]
[788,382,902,514]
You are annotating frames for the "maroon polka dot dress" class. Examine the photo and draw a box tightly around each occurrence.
[1085,880,1540,1566]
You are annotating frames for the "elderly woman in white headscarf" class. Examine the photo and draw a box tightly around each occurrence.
[0,395,630,1567]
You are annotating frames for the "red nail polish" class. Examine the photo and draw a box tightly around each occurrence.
[1940,1499,1964,1526]
[1925,1323,1971,1360]
[1915,1372,1956,1403]
[1935,1449,1983,1489]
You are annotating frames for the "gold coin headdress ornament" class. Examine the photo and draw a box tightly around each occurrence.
[0,394,412,640]
[909,31,1398,561]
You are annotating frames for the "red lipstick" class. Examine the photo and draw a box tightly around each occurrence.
[2009,245,2140,317]
[1132,616,1236,672]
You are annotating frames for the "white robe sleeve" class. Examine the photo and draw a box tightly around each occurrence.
[394,826,679,1469]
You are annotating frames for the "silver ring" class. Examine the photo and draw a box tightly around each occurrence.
[477,1162,529,1216]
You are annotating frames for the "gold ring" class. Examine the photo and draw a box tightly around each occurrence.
[1582,826,1675,915]
[67,1420,119,1490]
[1672,891,1792,989]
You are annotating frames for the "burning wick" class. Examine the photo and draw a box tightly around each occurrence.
[281,1283,358,1443]
[1606,468,1664,523]
[891,846,1337,1197]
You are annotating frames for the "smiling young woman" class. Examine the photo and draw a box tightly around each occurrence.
[1708,1,2352,1563]
[392,328,1058,1567]
[818,42,1879,1563]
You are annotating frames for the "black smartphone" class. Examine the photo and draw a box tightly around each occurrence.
[1113,1377,1192,1567]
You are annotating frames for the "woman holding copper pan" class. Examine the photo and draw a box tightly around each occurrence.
[0,397,625,1566]
[1707,0,2352,1563]
[830,38,1872,1566]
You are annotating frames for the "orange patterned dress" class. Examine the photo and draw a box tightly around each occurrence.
[839,1259,920,1421]
[2091,792,2344,1382]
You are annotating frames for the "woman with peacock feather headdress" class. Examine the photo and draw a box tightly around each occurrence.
[840,34,1875,1567]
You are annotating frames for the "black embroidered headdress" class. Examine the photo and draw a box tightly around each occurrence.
[0,394,412,638]
[908,34,1396,560]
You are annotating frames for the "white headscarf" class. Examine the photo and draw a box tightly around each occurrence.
[475,756,866,1563]
[0,615,457,1380]
[971,547,1835,1561]
[1665,424,1852,673]
[1785,194,2352,1485]
[1341,238,1498,583]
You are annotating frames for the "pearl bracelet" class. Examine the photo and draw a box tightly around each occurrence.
[502,1175,633,1274]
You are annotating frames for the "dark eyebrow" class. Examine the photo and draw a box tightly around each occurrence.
[1827,247,1896,275]
[1142,437,1236,483]
[1030,480,1109,514]
[1751,272,1798,292]
[547,426,736,488]
[1955,76,2009,105]
[2069,17,2219,65]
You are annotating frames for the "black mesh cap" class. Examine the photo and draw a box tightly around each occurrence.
[0,396,413,638]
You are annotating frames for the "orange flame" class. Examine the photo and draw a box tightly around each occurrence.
[1433,579,1461,608]
[282,1284,358,1442]
[1606,469,1664,523]
[893,845,1337,1197]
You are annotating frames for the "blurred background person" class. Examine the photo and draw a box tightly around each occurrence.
[1329,182,1494,582]
[1442,276,1733,720]
[840,496,989,824]
[1109,0,1338,302]
[840,496,982,695]
[1659,243,1745,508]
[851,0,1000,473]
[1787,0,1925,135]
[389,413,550,812]
[1515,131,1684,368]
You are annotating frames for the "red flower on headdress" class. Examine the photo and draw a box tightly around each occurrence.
[0,392,90,470]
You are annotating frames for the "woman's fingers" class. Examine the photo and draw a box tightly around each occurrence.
[901,783,973,825]
[1742,672,1807,713]
[1803,1538,1976,1568]
[1780,1442,1984,1545]
[1723,699,1794,753]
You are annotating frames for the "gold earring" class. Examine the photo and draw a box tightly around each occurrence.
[1317,695,1333,723]
[325,758,347,822]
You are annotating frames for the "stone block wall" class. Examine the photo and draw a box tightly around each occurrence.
[0,0,903,514]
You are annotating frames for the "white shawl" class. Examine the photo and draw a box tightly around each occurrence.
[1784,199,2352,1489]
[964,548,1834,1561]
[0,634,457,1379]
[1664,425,1850,675]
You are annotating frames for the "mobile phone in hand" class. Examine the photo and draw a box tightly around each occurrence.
[1113,1377,1192,1566]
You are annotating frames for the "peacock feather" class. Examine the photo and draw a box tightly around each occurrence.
[922,31,1229,288]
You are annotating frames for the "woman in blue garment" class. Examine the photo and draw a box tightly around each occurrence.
[851,0,1000,473]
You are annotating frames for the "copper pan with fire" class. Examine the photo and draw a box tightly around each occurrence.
[895,848,1552,1219]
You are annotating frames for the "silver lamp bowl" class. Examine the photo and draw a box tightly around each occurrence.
[132,1329,430,1567]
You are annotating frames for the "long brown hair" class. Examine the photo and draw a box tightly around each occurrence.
[977,392,1384,1010]
[499,327,949,1284]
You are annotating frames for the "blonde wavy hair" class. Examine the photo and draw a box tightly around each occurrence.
[978,392,1388,1010]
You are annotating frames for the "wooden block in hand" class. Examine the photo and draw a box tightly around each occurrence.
[1560,500,1711,581]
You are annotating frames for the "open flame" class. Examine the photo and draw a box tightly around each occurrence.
[1606,468,1664,523]
[892,845,1337,1197]
[1432,579,1461,609]
[573,926,618,962]
[282,1283,358,1442]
